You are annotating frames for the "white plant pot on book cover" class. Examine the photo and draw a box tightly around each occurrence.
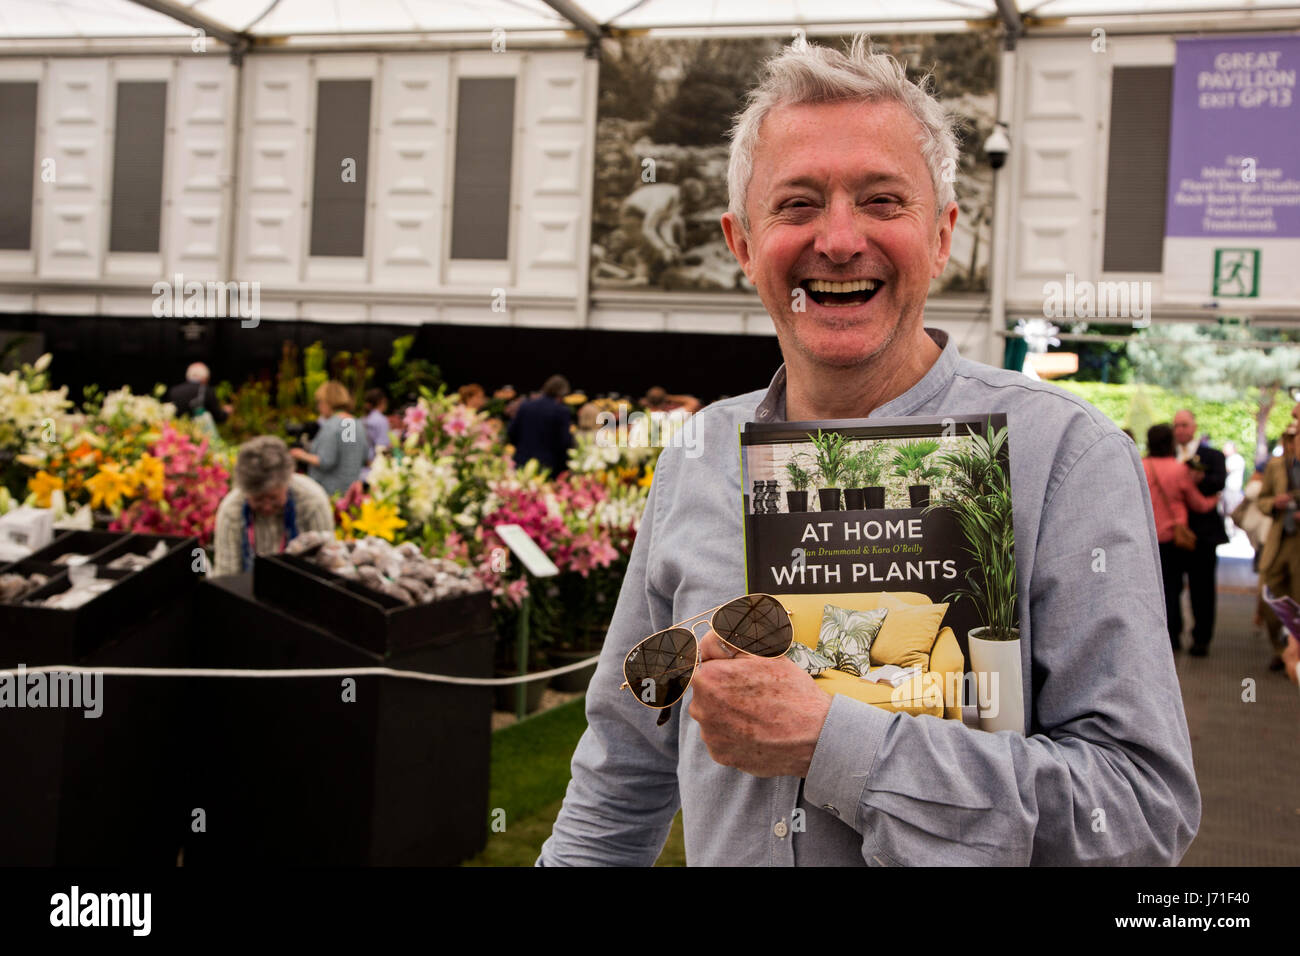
[967,627,1024,734]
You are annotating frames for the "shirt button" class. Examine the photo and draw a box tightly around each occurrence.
[822,804,839,817]
[773,820,788,838]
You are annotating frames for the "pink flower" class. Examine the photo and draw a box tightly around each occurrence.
[403,405,428,436]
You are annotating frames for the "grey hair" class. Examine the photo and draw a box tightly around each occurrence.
[727,34,959,233]
[235,435,295,496]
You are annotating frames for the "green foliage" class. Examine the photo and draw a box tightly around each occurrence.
[220,379,283,443]
[1055,380,1294,462]
[331,348,373,411]
[276,341,302,411]
[784,456,813,492]
[302,341,328,404]
[807,429,852,488]
[1123,323,1300,461]
[846,443,887,487]
[891,439,941,484]
[926,424,1018,640]
[388,335,443,405]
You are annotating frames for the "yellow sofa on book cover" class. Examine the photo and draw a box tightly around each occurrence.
[774,591,963,721]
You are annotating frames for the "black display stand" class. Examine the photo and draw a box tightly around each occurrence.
[0,531,198,865]
[182,572,495,866]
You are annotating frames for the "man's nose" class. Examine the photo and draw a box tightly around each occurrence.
[813,198,868,263]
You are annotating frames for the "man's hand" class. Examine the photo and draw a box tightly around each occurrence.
[689,629,832,778]
[1272,493,1293,512]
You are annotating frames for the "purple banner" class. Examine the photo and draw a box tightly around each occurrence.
[1165,35,1300,239]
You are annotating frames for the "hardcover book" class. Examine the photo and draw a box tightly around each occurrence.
[739,414,1020,728]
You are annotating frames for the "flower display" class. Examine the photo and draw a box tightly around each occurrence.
[109,424,231,547]
[3,355,666,668]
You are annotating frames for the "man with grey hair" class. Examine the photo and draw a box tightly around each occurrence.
[166,361,230,424]
[212,436,334,577]
[539,35,1198,866]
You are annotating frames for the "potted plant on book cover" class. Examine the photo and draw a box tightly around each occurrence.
[808,429,851,512]
[846,444,887,510]
[784,456,813,513]
[926,424,1021,733]
[891,439,942,507]
[841,448,867,511]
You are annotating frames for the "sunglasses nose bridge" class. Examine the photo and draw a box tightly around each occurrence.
[687,620,713,639]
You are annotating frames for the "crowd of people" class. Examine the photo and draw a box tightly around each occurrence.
[1141,407,1300,681]
[165,361,702,579]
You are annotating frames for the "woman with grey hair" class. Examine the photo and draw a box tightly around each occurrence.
[212,435,335,576]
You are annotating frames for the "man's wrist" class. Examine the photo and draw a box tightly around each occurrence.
[802,694,893,831]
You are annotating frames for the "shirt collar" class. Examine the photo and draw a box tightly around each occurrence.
[752,328,957,424]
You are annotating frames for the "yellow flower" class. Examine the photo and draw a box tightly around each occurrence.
[28,471,64,508]
[85,463,135,512]
[129,454,165,501]
[638,467,655,489]
[350,500,407,541]
[337,511,354,539]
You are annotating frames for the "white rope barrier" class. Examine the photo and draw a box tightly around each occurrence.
[0,655,602,687]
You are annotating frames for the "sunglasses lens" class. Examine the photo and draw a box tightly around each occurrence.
[624,627,696,709]
[712,594,792,657]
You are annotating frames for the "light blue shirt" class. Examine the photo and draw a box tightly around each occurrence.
[537,328,1200,866]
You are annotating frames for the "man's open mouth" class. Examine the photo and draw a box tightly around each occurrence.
[801,278,883,307]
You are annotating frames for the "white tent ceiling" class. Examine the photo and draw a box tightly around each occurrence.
[1,0,1298,41]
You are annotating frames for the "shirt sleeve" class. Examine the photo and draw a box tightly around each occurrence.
[1179,465,1219,514]
[294,476,336,534]
[212,493,244,577]
[803,432,1201,865]
[314,420,341,472]
[536,462,682,866]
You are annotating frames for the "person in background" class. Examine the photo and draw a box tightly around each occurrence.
[290,381,368,496]
[1222,441,1246,518]
[507,375,574,478]
[1171,410,1229,655]
[641,385,702,415]
[362,388,392,455]
[458,384,487,411]
[213,436,334,576]
[166,362,231,424]
[360,388,392,484]
[1254,424,1300,672]
[1144,423,1221,654]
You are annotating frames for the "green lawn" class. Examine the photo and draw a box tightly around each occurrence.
[464,697,685,866]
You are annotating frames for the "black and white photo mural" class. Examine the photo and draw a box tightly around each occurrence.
[590,33,998,295]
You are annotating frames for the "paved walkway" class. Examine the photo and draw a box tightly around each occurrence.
[1178,553,1300,866]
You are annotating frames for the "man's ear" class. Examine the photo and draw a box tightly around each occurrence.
[930,201,959,279]
[721,212,752,281]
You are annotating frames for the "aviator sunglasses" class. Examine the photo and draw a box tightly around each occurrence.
[620,593,795,726]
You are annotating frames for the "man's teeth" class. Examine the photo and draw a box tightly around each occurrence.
[806,279,879,293]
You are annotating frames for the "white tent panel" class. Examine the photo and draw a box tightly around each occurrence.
[586,0,999,30]
[0,0,188,37]
[1025,0,1300,16]
[240,0,572,36]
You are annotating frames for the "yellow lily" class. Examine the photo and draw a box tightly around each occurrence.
[350,500,407,542]
[130,454,165,502]
[28,471,64,508]
[85,463,134,512]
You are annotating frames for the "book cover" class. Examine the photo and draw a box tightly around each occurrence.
[739,414,1019,727]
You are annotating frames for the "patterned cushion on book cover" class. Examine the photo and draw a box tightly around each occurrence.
[806,605,890,678]
[786,640,837,676]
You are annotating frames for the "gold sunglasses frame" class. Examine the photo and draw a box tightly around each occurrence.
[619,593,796,716]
